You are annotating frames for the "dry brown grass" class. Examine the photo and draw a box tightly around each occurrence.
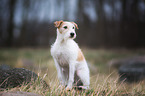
[0,48,145,95]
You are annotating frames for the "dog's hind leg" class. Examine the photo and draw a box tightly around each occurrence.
[76,67,90,89]
[74,72,83,90]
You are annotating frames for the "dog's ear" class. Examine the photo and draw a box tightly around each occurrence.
[71,22,79,29]
[54,20,63,28]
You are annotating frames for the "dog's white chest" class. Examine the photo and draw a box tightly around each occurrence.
[56,51,69,67]
[51,40,78,67]
[51,45,70,67]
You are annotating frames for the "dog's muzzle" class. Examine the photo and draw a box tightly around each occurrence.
[70,33,75,38]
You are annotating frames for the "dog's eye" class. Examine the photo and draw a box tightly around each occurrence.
[63,26,67,29]
[72,27,75,29]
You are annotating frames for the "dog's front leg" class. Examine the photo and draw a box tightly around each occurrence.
[66,61,75,91]
[54,59,66,86]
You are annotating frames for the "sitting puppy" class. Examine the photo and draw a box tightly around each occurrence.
[51,20,90,90]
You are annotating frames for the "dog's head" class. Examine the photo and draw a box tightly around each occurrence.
[54,20,78,40]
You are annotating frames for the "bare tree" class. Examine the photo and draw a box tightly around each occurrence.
[6,0,16,47]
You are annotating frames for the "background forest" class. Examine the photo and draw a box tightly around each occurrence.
[0,0,145,48]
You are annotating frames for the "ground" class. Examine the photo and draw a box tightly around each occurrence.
[0,48,145,95]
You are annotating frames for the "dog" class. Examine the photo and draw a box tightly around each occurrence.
[50,20,90,90]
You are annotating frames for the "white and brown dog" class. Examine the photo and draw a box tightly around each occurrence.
[50,20,90,90]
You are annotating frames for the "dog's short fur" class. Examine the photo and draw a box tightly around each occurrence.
[50,20,90,90]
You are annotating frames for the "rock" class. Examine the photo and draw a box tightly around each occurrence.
[119,62,145,82]
[0,68,49,89]
[108,56,145,69]
[0,91,41,96]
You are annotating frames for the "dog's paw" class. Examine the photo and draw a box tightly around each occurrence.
[78,86,89,90]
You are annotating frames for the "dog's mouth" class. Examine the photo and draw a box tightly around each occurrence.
[70,35,74,38]
[70,35,76,39]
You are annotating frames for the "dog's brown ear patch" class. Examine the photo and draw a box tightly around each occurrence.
[72,22,79,29]
[77,49,84,61]
[54,20,63,28]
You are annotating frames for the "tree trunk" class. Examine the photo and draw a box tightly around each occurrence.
[6,0,16,47]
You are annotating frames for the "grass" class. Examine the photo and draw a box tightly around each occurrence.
[0,48,145,95]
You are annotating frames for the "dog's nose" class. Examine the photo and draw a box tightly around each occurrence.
[70,33,74,38]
